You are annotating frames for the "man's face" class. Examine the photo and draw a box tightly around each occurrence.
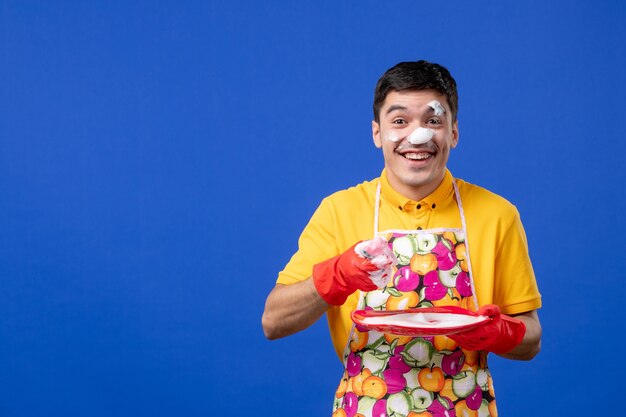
[372,89,459,200]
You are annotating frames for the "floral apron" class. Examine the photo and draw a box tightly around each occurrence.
[332,180,498,417]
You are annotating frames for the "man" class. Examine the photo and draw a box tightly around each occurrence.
[262,60,541,416]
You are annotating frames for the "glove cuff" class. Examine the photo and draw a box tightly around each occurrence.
[312,256,351,306]
[490,315,527,354]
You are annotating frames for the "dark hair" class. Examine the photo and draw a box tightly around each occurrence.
[373,60,458,123]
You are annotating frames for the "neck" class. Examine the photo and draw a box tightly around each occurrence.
[385,171,446,202]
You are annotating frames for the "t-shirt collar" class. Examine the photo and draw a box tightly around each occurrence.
[380,169,455,211]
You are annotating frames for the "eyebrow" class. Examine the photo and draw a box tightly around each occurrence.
[385,105,408,115]
[384,104,446,116]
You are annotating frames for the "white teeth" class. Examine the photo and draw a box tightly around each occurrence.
[404,152,431,160]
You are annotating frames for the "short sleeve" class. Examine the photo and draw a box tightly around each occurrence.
[493,208,542,315]
[276,198,341,285]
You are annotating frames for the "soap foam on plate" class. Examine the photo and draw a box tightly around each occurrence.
[360,312,484,328]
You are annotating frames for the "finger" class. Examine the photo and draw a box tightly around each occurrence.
[477,304,500,317]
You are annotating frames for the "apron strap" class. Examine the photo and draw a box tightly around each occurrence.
[452,179,479,310]
[374,180,381,236]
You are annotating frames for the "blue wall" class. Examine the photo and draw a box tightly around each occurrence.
[1,1,625,415]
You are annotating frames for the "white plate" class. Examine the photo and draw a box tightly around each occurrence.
[351,306,489,336]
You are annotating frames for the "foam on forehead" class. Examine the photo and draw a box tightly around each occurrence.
[428,100,445,116]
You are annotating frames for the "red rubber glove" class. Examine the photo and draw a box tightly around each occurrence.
[312,238,396,306]
[449,304,526,354]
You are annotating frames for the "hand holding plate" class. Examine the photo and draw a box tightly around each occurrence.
[448,304,526,354]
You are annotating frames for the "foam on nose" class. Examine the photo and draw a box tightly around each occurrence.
[407,127,435,144]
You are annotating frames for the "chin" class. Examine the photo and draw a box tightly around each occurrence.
[400,169,446,190]
[400,171,435,186]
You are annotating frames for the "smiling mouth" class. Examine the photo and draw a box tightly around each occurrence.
[401,151,433,161]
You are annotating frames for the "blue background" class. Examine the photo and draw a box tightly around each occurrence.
[1,1,625,415]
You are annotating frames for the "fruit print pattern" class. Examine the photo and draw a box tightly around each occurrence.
[333,231,499,417]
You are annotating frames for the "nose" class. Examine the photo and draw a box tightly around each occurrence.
[407,127,435,145]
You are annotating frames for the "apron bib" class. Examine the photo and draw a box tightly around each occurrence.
[332,180,498,417]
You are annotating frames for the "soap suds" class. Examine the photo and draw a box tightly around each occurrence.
[354,236,398,288]
[361,312,485,328]
[384,131,402,142]
[428,100,445,116]
[407,127,435,145]
[384,127,435,145]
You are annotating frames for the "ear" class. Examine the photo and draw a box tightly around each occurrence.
[372,120,382,148]
[451,120,459,148]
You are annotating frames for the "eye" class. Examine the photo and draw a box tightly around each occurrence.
[392,118,407,125]
[427,118,442,125]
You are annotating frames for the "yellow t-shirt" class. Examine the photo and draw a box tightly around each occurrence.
[277,169,542,359]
